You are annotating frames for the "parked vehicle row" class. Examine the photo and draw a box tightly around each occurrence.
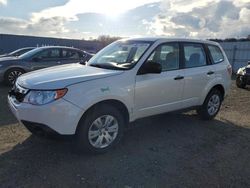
[8,38,232,153]
[0,46,93,85]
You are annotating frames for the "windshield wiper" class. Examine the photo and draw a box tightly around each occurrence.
[89,63,126,70]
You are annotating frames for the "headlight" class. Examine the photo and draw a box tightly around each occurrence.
[24,88,67,105]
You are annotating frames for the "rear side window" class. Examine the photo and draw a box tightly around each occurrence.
[208,45,224,64]
[183,43,206,68]
[62,50,80,60]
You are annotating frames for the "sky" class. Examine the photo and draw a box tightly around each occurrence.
[0,0,250,39]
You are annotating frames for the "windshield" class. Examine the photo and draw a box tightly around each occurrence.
[19,48,43,59]
[88,40,152,70]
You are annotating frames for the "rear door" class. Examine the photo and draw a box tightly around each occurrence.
[60,49,81,64]
[181,42,216,108]
[30,48,61,70]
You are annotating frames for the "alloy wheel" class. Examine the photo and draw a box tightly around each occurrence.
[207,94,220,116]
[8,70,23,85]
[88,115,119,149]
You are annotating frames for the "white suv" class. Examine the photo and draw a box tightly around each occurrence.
[8,38,232,153]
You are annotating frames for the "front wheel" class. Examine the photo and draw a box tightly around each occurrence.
[197,89,222,120]
[4,68,25,86]
[75,105,125,154]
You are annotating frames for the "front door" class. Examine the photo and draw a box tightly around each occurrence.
[30,48,61,70]
[134,42,184,119]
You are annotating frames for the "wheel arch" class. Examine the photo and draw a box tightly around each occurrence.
[201,84,225,105]
[76,99,130,133]
[210,84,225,100]
[4,67,26,75]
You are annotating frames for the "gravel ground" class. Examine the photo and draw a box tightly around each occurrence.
[0,82,249,188]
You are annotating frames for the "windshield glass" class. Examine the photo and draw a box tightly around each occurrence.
[19,48,43,59]
[88,40,152,70]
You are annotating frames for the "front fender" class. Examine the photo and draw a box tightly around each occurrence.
[63,73,134,123]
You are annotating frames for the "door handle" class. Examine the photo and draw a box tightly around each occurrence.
[57,61,61,64]
[207,71,214,75]
[174,76,184,80]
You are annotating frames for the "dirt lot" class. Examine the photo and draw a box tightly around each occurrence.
[0,82,249,188]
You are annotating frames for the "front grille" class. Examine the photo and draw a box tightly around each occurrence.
[9,84,29,103]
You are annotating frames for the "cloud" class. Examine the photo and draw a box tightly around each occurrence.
[0,0,250,39]
[146,0,250,39]
[30,0,157,21]
[0,16,72,38]
[0,0,7,5]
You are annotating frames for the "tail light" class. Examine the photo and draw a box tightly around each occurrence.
[227,64,232,76]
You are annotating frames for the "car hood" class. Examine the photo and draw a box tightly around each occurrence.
[0,54,9,58]
[0,56,19,63]
[17,63,124,90]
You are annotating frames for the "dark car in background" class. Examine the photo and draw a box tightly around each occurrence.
[0,46,93,85]
[236,61,250,88]
[0,47,35,58]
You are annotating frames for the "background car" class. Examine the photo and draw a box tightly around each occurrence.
[0,47,35,58]
[0,46,93,85]
[236,61,250,88]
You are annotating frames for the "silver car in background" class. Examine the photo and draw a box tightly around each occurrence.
[0,46,93,85]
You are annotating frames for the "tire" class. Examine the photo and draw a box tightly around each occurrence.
[75,104,125,154]
[4,68,25,86]
[197,89,222,120]
[236,75,246,88]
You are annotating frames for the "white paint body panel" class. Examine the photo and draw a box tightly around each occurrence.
[8,38,232,135]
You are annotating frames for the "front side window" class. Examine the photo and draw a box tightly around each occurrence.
[35,49,60,60]
[147,43,179,71]
[88,40,152,70]
[208,45,224,64]
[184,43,206,68]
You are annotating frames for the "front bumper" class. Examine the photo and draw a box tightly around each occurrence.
[8,95,84,135]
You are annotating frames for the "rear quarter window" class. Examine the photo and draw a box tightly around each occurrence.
[208,45,224,64]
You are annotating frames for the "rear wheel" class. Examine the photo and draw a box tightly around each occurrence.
[236,75,246,88]
[197,89,222,120]
[4,68,25,86]
[75,105,125,154]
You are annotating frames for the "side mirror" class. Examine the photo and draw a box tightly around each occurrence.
[32,57,41,62]
[248,61,250,65]
[80,59,86,65]
[138,61,162,75]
